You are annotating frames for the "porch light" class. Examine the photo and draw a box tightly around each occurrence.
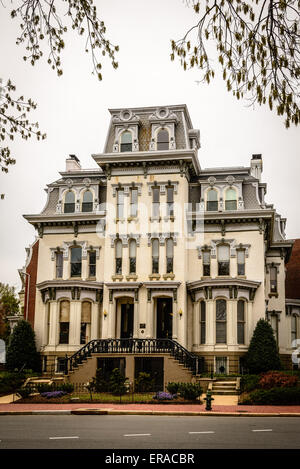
[103,310,108,318]
[178,309,183,317]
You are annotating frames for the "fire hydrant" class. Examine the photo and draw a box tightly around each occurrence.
[204,390,214,411]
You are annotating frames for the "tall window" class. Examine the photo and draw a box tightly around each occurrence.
[203,250,211,276]
[64,191,75,213]
[47,302,51,345]
[152,238,159,274]
[81,301,91,345]
[216,299,227,344]
[291,315,297,346]
[270,315,278,343]
[130,188,138,217]
[166,186,174,217]
[152,187,160,218]
[166,238,174,273]
[237,249,245,276]
[115,239,122,274]
[207,189,218,211]
[71,246,82,277]
[218,245,230,276]
[225,188,237,210]
[270,266,278,293]
[237,300,245,344]
[82,190,93,212]
[200,301,206,344]
[59,300,70,344]
[56,251,63,278]
[157,129,169,150]
[120,131,132,152]
[117,189,124,219]
[89,251,96,277]
[129,239,137,274]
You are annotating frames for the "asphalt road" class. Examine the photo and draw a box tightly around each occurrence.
[0,415,300,449]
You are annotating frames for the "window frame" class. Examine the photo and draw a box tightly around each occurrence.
[206,188,218,212]
[120,131,133,152]
[156,128,169,151]
[55,251,63,278]
[70,246,82,278]
[166,238,174,274]
[200,301,206,345]
[225,188,237,211]
[237,249,246,276]
[115,239,123,275]
[152,238,159,274]
[88,250,96,278]
[216,299,227,344]
[116,188,125,219]
[129,239,137,274]
[64,190,75,213]
[218,244,230,276]
[82,190,93,213]
[237,300,245,345]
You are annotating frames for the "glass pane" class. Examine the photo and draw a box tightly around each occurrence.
[226,189,236,201]
[157,130,169,150]
[129,257,136,274]
[216,323,227,343]
[203,251,210,264]
[116,257,122,274]
[56,252,63,278]
[71,247,82,263]
[167,202,174,217]
[121,143,132,152]
[218,245,230,261]
[238,323,245,344]
[60,301,70,322]
[152,257,159,274]
[82,202,93,212]
[121,131,132,144]
[65,191,75,204]
[201,301,206,321]
[216,300,226,320]
[153,188,160,203]
[270,267,277,280]
[59,323,69,344]
[115,240,122,258]
[152,202,160,217]
[200,323,206,344]
[166,238,174,257]
[203,264,210,276]
[167,187,174,203]
[218,261,230,276]
[207,189,218,201]
[82,302,91,323]
[225,200,237,210]
[152,239,159,257]
[238,263,245,275]
[129,240,136,257]
[64,203,75,213]
[166,257,173,273]
[80,323,87,344]
[237,301,245,321]
[71,262,82,277]
[83,190,93,203]
[207,200,218,211]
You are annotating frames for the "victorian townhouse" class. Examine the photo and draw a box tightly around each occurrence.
[19,104,299,387]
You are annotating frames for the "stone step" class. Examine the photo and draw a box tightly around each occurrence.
[211,390,239,395]
[212,385,236,390]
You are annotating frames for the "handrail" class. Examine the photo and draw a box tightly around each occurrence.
[65,338,204,376]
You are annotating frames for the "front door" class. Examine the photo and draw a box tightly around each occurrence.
[157,298,173,339]
[121,303,134,338]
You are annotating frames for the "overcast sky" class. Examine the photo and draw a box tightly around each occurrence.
[0,0,299,292]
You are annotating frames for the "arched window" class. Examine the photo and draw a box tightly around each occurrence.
[216,299,227,344]
[237,300,245,344]
[64,191,75,213]
[166,238,174,273]
[218,244,230,276]
[157,129,169,150]
[200,301,206,344]
[120,131,132,152]
[59,300,70,344]
[129,239,137,274]
[225,188,237,210]
[152,238,159,274]
[115,239,122,274]
[71,246,82,277]
[206,189,218,211]
[81,301,91,344]
[82,190,93,212]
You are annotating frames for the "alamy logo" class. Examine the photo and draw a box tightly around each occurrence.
[0,339,6,364]
[291,339,300,367]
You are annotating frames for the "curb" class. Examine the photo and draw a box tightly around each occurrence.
[1,409,300,417]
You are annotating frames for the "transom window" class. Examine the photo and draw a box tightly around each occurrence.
[120,131,132,152]
[225,188,237,210]
[207,189,218,211]
[82,190,93,212]
[157,129,169,150]
[216,299,227,344]
[64,191,75,213]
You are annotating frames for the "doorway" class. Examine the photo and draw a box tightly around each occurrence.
[156,298,173,339]
[120,303,134,338]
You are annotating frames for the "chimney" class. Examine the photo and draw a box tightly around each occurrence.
[250,154,263,181]
[66,154,81,172]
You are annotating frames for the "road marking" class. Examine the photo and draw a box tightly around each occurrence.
[252,429,273,432]
[189,431,215,434]
[124,433,151,437]
[49,436,79,440]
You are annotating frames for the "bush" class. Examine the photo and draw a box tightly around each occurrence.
[109,368,128,396]
[135,372,155,392]
[244,319,281,374]
[153,391,175,401]
[16,387,32,399]
[240,375,260,393]
[259,371,298,390]
[178,382,203,401]
[241,387,300,405]
[36,383,53,394]
[89,368,109,393]
[6,320,41,372]
[0,372,26,395]
[54,382,74,394]
[166,382,181,395]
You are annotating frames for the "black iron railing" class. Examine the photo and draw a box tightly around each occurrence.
[65,338,204,376]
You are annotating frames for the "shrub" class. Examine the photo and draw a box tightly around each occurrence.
[36,383,53,394]
[240,375,260,393]
[259,371,298,390]
[6,320,41,372]
[178,382,203,401]
[109,368,128,396]
[54,382,74,394]
[153,391,175,401]
[244,319,281,374]
[135,372,155,392]
[16,386,32,399]
[166,382,181,395]
[0,372,25,395]
[89,368,109,393]
[242,387,300,405]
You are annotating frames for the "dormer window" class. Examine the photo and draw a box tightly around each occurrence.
[64,191,75,213]
[157,129,169,150]
[82,190,93,212]
[120,131,132,152]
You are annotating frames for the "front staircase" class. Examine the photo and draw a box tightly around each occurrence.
[211,379,239,395]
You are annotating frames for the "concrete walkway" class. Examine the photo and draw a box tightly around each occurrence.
[0,394,20,404]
